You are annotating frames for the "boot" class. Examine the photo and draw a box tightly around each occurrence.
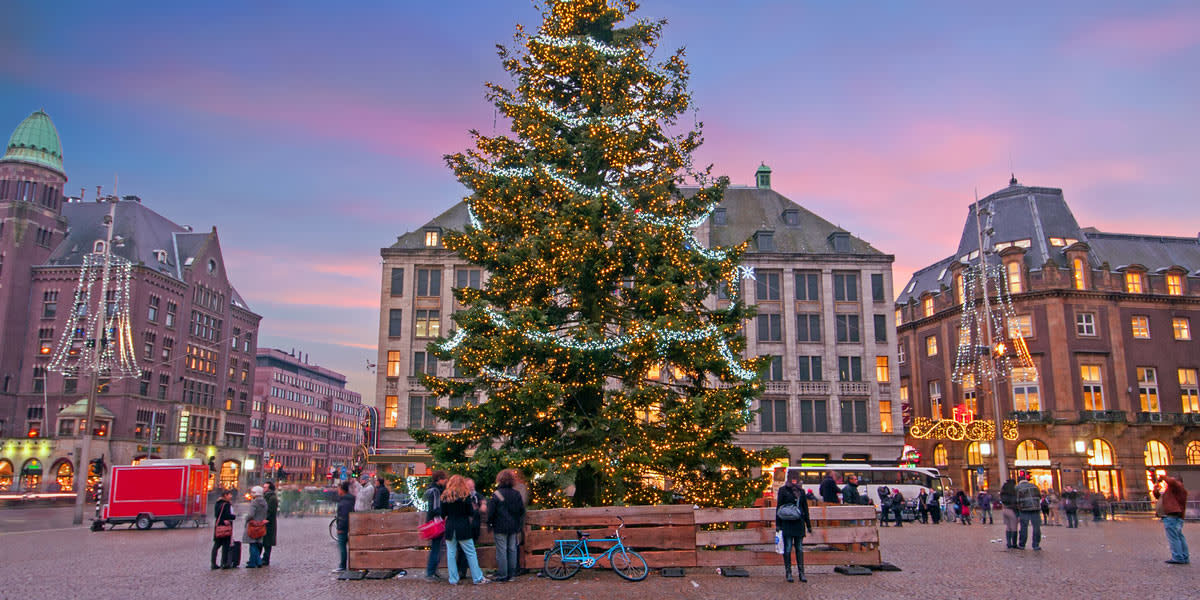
[785,566,793,583]
[796,552,806,582]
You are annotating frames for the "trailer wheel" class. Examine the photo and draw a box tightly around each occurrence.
[135,514,153,530]
[163,519,181,529]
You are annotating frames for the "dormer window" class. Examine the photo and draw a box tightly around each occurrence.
[154,249,168,264]
[754,231,774,252]
[712,208,726,226]
[782,209,799,226]
[424,229,440,247]
[828,231,851,253]
[1049,237,1065,247]
[92,241,106,254]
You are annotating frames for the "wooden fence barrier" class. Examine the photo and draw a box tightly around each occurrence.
[348,504,879,572]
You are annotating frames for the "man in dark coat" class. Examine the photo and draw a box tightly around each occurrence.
[422,470,448,581]
[841,474,863,505]
[334,481,355,572]
[372,477,390,510]
[262,482,278,566]
[776,473,814,583]
[818,471,840,504]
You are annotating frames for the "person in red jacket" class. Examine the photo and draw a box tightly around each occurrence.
[1153,473,1190,564]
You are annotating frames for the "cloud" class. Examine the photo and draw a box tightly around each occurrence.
[1065,8,1200,61]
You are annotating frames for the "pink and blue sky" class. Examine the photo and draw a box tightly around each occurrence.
[3,0,1198,404]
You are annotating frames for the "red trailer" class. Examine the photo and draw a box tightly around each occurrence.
[99,459,209,530]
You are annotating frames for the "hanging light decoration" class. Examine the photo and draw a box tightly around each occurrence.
[47,252,142,379]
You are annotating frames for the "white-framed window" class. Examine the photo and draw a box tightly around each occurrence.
[1009,314,1034,338]
[897,342,906,365]
[1076,312,1096,336]
[1007,261,1023,294]
[1081,365,1104,410]
[1173,317,1191,341]
[926,335,938,357]
[424,230,440,247]
[1137,367,1159,413]
[929,380,943,418]
[1131,315,1150,339]
[1012,368,1040,411]
[1180,368,1199,413]
[1125,272,1144,294]
[1166,273,1183,296]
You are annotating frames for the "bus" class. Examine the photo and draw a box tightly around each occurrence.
[773,463,951,519]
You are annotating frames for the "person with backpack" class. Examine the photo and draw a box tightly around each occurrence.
[487,469,527,582]
[877,486,892,526]
[775,472,813,583]
[1016,473,1043,550]
[423,470,448,581]
[1000,478,1019,548]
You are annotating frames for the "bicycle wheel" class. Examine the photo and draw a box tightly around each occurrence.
[329,518,337,541]
[543,546,581,580]
[611,548,648,582]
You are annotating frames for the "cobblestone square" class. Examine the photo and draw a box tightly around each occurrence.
[2,508,1197,600]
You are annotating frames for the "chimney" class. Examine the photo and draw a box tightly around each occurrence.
[755,163,772,190]
[95,185,103,202]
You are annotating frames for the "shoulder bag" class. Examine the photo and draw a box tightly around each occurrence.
[777,498,803,521]
[247,519,267,539]
[418,516,446,540]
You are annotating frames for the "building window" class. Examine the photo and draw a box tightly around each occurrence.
[1016,439,1049,464]
[424,230,440,247]
[875,356,889,382]
[873,314,887,343]
[42,290,58,319]
[1081,365,1104,410]
[764,356,784,381]
[414,310,440,338]
[1166,273,1183,296]
[1008,315,1033,338]
[966,441,984,465]
[455,268,482,290]
[756,271,781,301]
[929,380,942,418]
[1180,368,1199,413]
[390,268,404,296]
[386,351,401,377]
[897,342,906,365]
[794,271,819,301]
[415,268,442,297]
[923,297,934,318]
[448,396,469,430]
[1173,317,1191,341]
[798,356,822,381]
[933,444,948,467]
[1072,258,1086,290]
[1088,439,1115,466]
[925,335,938,357]
[835,315,860,343]
[799,399,828,433]
[1076,312,1096,336]
[412,352,437,376]
[1131,316,1150,339]
[165,302,176,328]
[1125,272,1143,294]
[879,397,893,433]
[961,373,978,416]
[1007,261,1023,294]
[1137,367,1160,413]
[796,313,821,342]
[1012,368,1040,411]
[383,396,398,428]
[871,273,885,303]
[833,272,859,302]
[837,356,862,382]
[388,309,403,337]
[148,296,159,321]
[754,231,774,252]
[1188,441,1200,465]
[408,396,437,429]
[840,399,868,433]
[711,208,726,226]
[756,314,782,342]
[895,308,903,327]
[759,398,788,432]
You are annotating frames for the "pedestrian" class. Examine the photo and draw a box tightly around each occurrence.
[954,490,970,525]
[487,469,527,582]
[929,490,942,524]
[819,470,840,504]
[776,471,813,583]
[442,475,490,585]
[877,485,891,526]
[1062,486,1080,528]
[1000,478,1019,547]
[243,485,269,568]
[1091,491,1104,521]
[373,476,390,510]
[1152,472,1190,564]
[422,470,448,581]
[977,489,994,525]
[890,489,905,526]
[262,482,278,567]
[333,480,355,573]
[805,489,818,503]
[456,478,485,576]
[1015,473,1042,551]
[917,489,929,523]
[211,489,236,569]
[353,476,374,512]
[1040,493,1051,525]
[841,474,863,506]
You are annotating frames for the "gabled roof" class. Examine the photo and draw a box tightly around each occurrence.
[1084,231,1200,274]
[390,201,470,249]
[701,185,884,256]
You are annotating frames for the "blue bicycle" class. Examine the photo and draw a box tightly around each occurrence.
[542,516,649,581]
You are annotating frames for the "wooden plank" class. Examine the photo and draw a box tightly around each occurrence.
[524,525,694,552]
[693,505,875,525]
[348,531,426,550]
[350,546,501,571]
[693,526,878,547]
[348,511,424,535]
[694,548,880,567]
[521,549,696,569]
[526,505,694,527]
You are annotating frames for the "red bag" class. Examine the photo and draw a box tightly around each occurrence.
[215,522,233,538]
[418,517,445,540]
[247,519,267,539]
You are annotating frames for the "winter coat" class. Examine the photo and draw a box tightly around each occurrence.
[441,496,478,542]
[1000,480,1018,510]
[212,498,235,541]
[1016,480,1041,512]
[487,486,527,535]
[1062,490,1079,511]
[1153,477,1188,517]
[819,476,840,503]
[335,493,355,535]
[243,496,268,543]
[373,484,391,510]
[775,483,813,539]
[263,490,278,547]
[422,484,443,523]
[841,482,863,505]
[354,482,374,512]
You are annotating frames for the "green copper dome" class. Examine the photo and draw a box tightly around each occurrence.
[3,110,64,175]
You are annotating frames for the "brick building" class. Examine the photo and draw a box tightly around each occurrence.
[249,348,363,484]
[0,109,261,493]
[896,177,1200,500]
[372,165,903,476]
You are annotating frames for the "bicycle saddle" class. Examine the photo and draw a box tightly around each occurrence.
[576,530,590,539]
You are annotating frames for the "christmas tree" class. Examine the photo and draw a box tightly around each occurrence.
[414,0,783,507]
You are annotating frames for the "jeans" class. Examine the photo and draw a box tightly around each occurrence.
[494,532,520,580]
[336,532,348,570]
[1018,510,1041,549]
[247,542,263,568]
[781,534,804,573]
[425,534,444,576]
[262,545,273,565]
[979,506,993,524]
[892,506,903,526]
[1163,516,1189,562]
[446,536,484,584]
[1065,509,1078,528]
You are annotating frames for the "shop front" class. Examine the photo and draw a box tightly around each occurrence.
[1084,438,1122,500]
[1014,439,1059,493]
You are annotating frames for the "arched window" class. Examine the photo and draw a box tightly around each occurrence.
[1088,438,1115,466]
[966,441,984,465]
[1016,439,1050,464]
[20,458,43,491]
[1187,441,1200,465]
[0,459,12,492]
[53,460,74,492]
[933,444,948,467]
[1145,440,1171,466]
[219,460,239,491]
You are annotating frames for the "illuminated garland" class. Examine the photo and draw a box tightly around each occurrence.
[908,417,1018,442]
[405,476,428,512]
[952,264,1036,384]
[47,253,142,379]
[531,33,633,57]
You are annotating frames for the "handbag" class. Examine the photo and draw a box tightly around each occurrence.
[247,519,267,539]
[215,522,233,538]
[418,516,446,540]
[777,499,803,521]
